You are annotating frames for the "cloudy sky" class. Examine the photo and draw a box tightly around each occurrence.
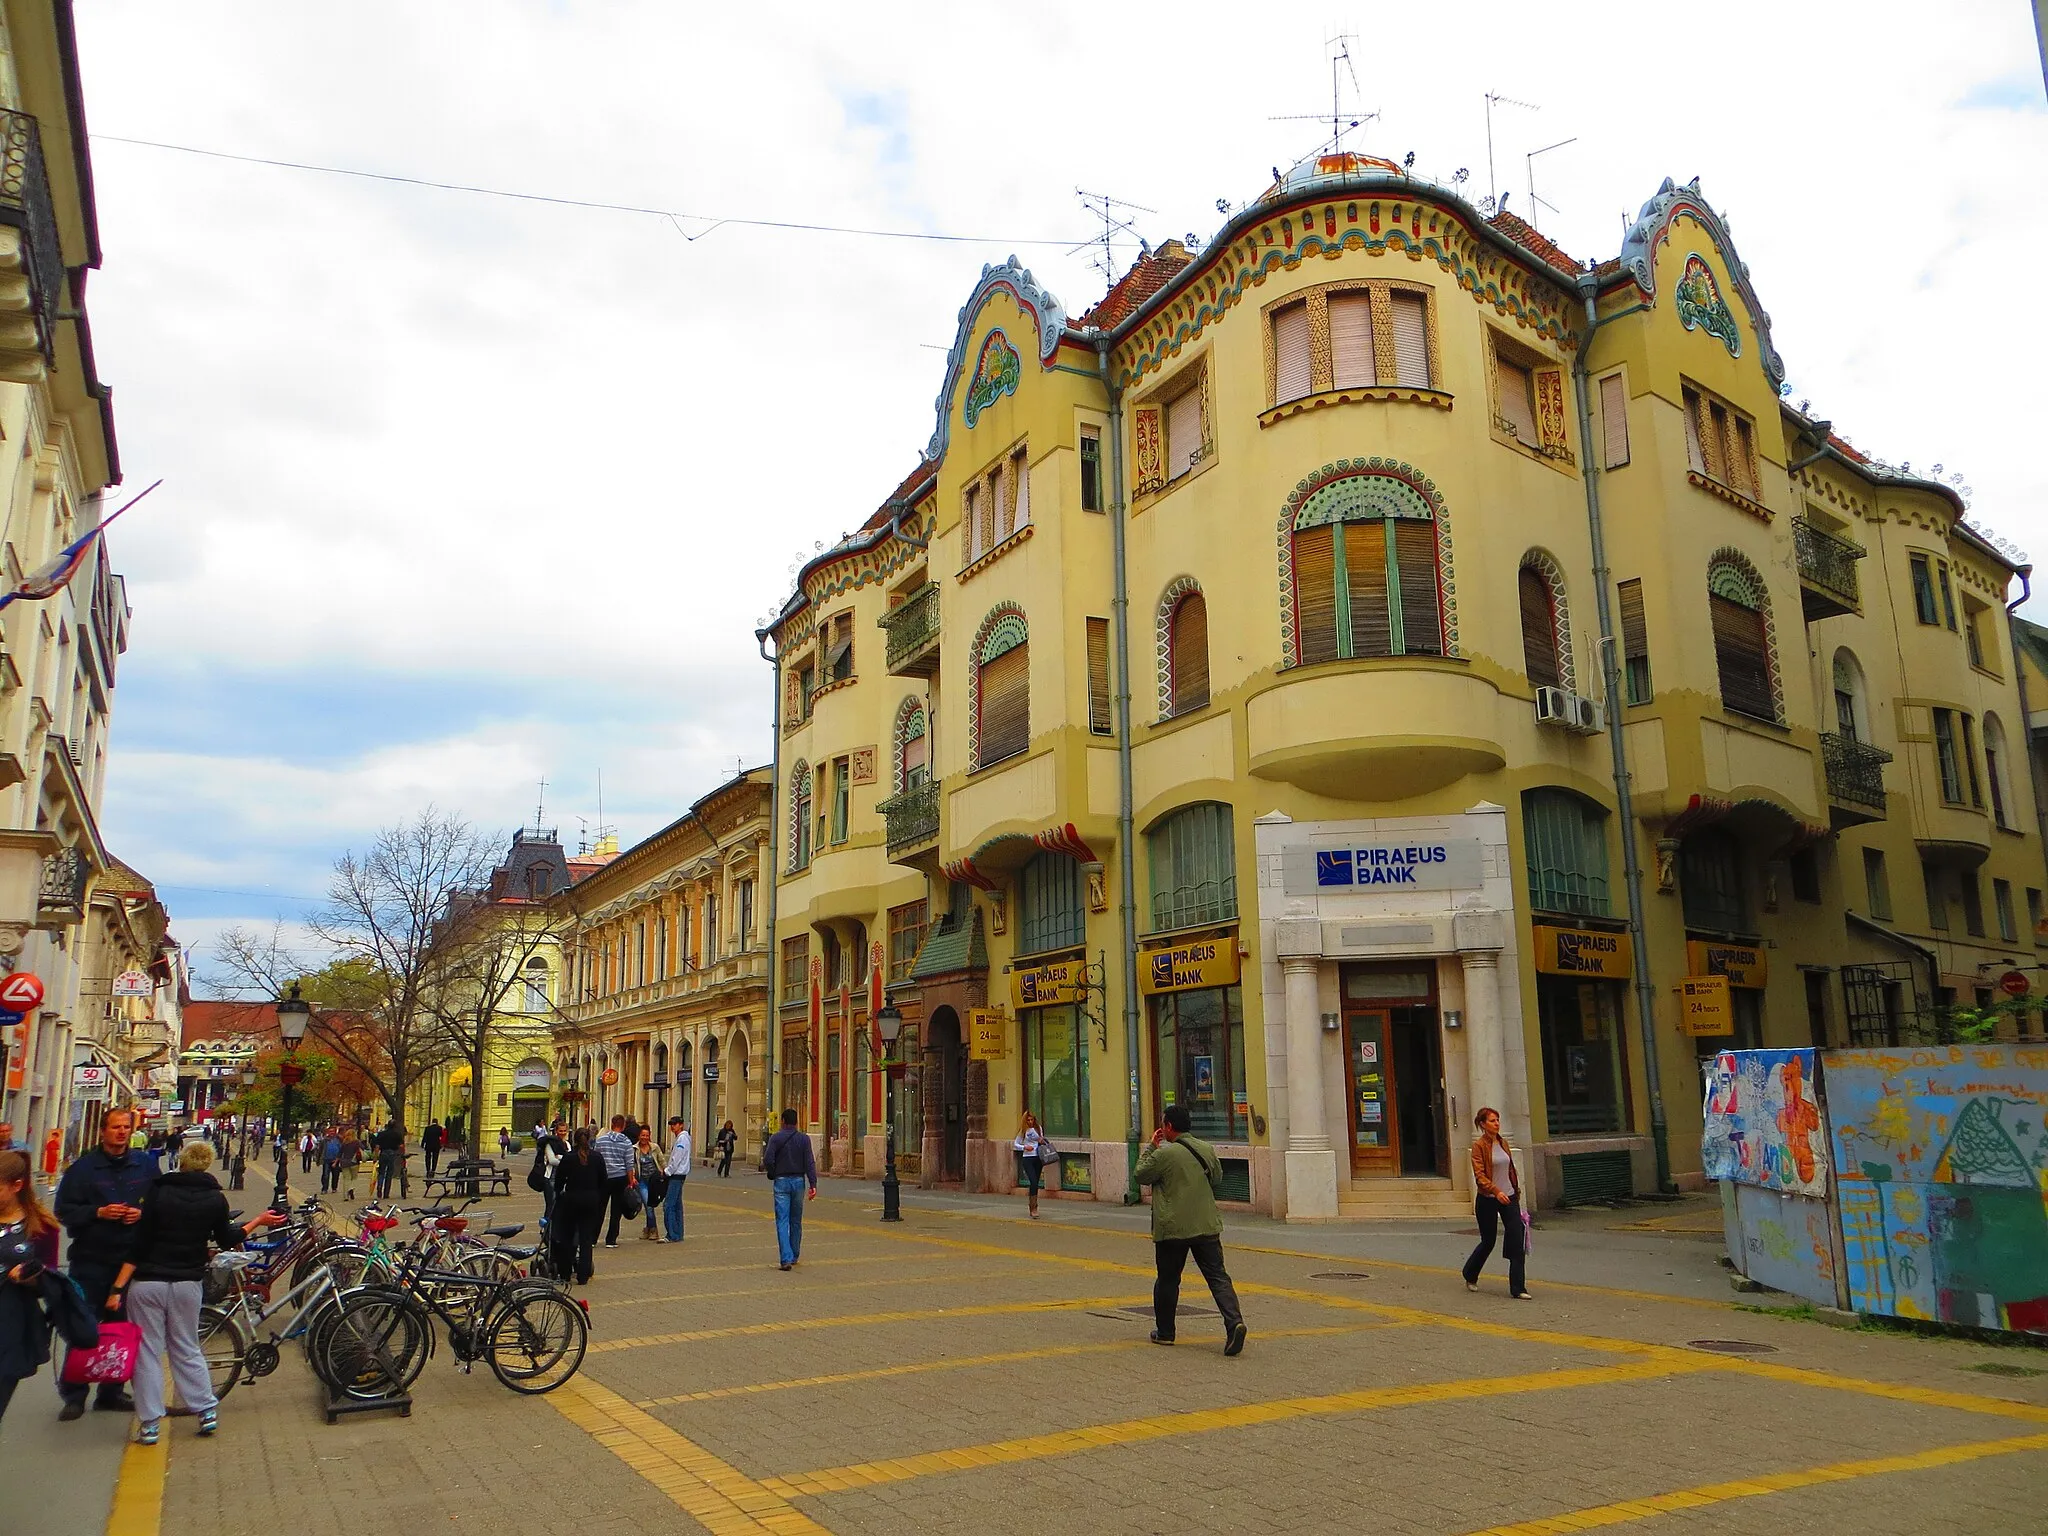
[70,1,2046,987]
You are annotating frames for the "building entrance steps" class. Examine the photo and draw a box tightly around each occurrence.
[1336,1175,1470,1221]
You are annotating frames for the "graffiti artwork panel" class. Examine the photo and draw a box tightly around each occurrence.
[1826,1044,2048,1334]
[1700,1048,1828,1196]
[1730,1182,1838,1308]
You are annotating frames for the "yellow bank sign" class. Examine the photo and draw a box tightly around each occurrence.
[1012,957,1083,1009]
[1139,935,1241,996]
[1532,925,1633,979]
[1678,975,1733,1036]
[968,1008,1009,1060]
[1686,939,1767,989]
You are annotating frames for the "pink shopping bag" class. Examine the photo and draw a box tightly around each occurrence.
[60,1320,140,1385]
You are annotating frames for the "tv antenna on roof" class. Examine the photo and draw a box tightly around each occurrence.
[1484,92,1539,214]
[1525,137,1577,233]
[1269,32,1374,157]
[1072,188,1156,287]
[534,776,549,831]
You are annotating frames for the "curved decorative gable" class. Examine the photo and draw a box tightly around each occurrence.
[1619,177,1786,391]
[927,259,1068,462]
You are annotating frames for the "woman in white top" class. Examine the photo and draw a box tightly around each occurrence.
[1461,1107,1530,1299]
[1012,1112,1050,1219]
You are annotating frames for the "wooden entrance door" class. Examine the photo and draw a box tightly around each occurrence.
[1344,1010,1395,1176]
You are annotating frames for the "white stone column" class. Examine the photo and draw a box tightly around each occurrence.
[1276,919,1339,1220]
[1454,907,1508,1138]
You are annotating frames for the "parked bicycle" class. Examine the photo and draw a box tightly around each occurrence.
[314,1260,586,1397]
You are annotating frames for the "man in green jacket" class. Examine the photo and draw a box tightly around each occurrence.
[1133,1103,1247,1355]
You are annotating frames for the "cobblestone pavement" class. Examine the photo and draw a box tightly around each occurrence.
[123,1180,2048,1536]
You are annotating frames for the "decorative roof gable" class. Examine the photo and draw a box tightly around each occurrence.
[1618,177,1786,392]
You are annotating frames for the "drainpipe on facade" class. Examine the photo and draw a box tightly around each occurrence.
[2004,572,2048,913]
[1097,336,1145,1203]
[756,627,784,1132]
[1570,284,1673,1194]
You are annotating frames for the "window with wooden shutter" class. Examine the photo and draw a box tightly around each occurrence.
[964,484,982,562]
[1729,415,1757,497]
[827,612,853,682]
[1086,617,1112,734]
[1519,565,1561,688]
[1710,591,1773,720]
[1497,354,1538,443]
[1292,524,1339,665]
[1390,292,1430,386]
[976,621,1030,768]
[1598,373,1629,469]
[1166,382,1203,480]
[1011,448,1030,529]
[992,464,1010,541]
[898,706,928,788]
[1273,302,1311,403]
[1169,591,1210,715]
[1329,295,1375,390]
[1344,521,1391,658]
[1619,578,1651,704]
[1393,520,1442,655]
[1683,386,1707,475]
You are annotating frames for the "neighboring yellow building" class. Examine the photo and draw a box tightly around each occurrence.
[551,769,772,1162]
[762,155,2047,1218]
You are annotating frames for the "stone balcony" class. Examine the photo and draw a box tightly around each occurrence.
[1821,732,1891,828]
[879,583,940,677]
[1793,517,1863,621]
[0,108,62,382]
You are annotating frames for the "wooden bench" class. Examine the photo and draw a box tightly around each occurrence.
[424,1159,512,1199]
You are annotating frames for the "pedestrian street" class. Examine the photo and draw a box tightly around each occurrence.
[135,1183,2048,1536]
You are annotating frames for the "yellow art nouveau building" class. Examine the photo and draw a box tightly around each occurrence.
[762,154,2046,1218]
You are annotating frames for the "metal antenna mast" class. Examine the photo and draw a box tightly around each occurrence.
[1269,32,1374,158]
[1484,92,1539,213]
[1524,136,1577,232]
[1072,188,1156,287]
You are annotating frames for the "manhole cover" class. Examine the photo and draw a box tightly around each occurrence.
[1686,1339,1779,1355]
[1967,1361,2048,1378]
[1309,1272,1373,1280]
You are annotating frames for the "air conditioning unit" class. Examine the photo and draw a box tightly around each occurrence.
[1534,686,1573,726]
[1569,695,1606,734]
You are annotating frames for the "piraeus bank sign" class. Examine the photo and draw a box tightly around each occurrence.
[1282,835,1483,896]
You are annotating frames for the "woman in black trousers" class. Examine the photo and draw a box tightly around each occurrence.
[550,1128,609,1286]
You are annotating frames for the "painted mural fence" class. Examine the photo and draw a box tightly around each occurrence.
[1706,1049,1840,1309]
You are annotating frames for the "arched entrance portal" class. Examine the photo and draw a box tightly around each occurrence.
[926,1006,966,1183]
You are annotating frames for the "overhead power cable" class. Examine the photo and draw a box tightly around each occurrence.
[92,134,1091,247]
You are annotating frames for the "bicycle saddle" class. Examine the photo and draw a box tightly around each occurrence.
[495,1244,539,1260]
[484,1224,523,1239]
[362,1216,400,1234]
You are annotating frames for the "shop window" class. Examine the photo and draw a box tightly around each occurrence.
[1790,847,1822,905]
[1960,873,1986,937]
[1864,849,1892,921]
[1598,373,1629,469]
[1682,381,1759,499]
[1080,426,1102,512]
[1922,860,1949,930]
[1932,709,1965,804]
[1618,578,1652,704]
[788,762,812,872]
[886,900,928,983]
[830,755,850,844]
[1680,827,1747,934]
[1995,878,2018,943]
[1522,789,1610,918]
[1165,587,1210,717]
[1707,557,1776,722]
[972,608,1029,769]
[1022,1004,1089,1139]
[780,937,807,1004]
[1518,561,1563,690]
[1985,713,2012,828]
[1290,475,1443,664]
[1086,617,1112,735]
[1148,802,1237,931]
[1017,849,1086,956]
[826,611,854,683]
[1538,977,1628,1136]
[1151,985,1247,1141]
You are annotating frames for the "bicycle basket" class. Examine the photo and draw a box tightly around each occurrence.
[202,1257,237,1305]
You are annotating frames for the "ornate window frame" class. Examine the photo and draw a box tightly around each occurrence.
[1258,276,1449,425]
[1131,352,1213,504]
[1155,575,1204,721]
[1706,548,1783,723]
[786,760,812,874]
[1485,326,1575,469]
[892,696,928,792]
[1518,549,1575,693]
[968,603,1029,772]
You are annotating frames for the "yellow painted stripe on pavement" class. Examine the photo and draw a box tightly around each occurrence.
[633,1322,1396,1407]
[1464,1430,2048,1534]
[758,1356,1717,1498]
[104,1437,167,1536]
[1718,1358,2048,1425]
[588,1294,1145,1354]
[592,1268,1015,1310]
[548,1373,829,1535]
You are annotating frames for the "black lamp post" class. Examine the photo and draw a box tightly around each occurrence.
[271,983,312,1210]
[876,1004,905,1223]
[232,1064,257,1190]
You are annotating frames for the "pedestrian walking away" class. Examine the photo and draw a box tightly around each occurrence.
[108,1141,284,1443]
[550,1128,609,1285]
[715,1120,737,1177]
[634,1126,664,1240]
[1012,1111,1051,1218]
[320,1129,343,1193]
[1133,1104,1247,1356]
[1461,1107,1531,1299]
[761,1108,817,1269]
[422,1118,446,1179]
[592,1115,638,1248]
[372,1120,404,1200]
[528,1119,568,1242]
[298,1131,316,1174]
[0,1148,62,1423]
[662,1117,691,1241]
[51,1107,157,1417]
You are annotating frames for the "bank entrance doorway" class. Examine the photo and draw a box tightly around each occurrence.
[1342,965,1447,1179]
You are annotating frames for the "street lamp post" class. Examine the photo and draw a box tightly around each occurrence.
[876,1004,905,1223]
[233,1064,257,1190]
[271,984,312,1211]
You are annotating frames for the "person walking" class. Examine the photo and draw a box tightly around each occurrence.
[339,1128,364,1203]
[1012,1111,1050,1219]
[761,1108,817,1271]
[41,1127,63,1183]
[107,1141,283,1442]
[528,1119,568,1242]
[298,1131,315,1174]
[498,1126,513,1159]
[422,1119,446,1180]
[715,1120,737,1178]
[1133,1104,1247,1356]
[549,1128,609,1285]
[372,1121,403,1201]
[52,1107,156,1419]
[634,1127,663,1241]
[592,1115,637,1249]
[662,1117,691,1241]
[1461,1108,1531,1300]
[320,1129,343,1193]
[0,1148,61,1424]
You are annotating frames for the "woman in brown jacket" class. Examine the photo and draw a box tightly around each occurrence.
[1461,1108,1530,1299]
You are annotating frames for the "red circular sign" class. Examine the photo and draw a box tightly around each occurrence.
[599,1067,619,1086]
[2000,970,2031,997]
[0,971,45,1010]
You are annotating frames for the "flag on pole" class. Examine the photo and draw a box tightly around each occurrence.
[0,479,160,613]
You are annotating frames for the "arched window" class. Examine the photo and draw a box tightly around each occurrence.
[1831,648,1869,741]
[1285,467,1445,664]
[1016,850,1085,956]
[522,956,551,1012]
[972,608,1029,769]
[1518,554,1571,691]
[653,1041,668,1077]
[788,762,813,871]
[894,698,928,790]
[1985,712,2014,829]
[1680,826,1748,934]
[1159,582,1210,718]
[1148,803,1236,930]
[1707,555,1777,721]
[1521,789,1609,917]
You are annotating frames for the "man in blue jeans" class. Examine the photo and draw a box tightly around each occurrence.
[761,1108,817,1270]
[662,1116,692,1241]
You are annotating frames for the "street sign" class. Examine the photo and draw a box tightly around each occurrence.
[0,972,45,1011]
[0,1008,22,1027]
[71,1063,110,1100]
[2000,970,2031,998]
[600,1067,618,1085]
[1678,975,1734,1036]
[112,969,153,998]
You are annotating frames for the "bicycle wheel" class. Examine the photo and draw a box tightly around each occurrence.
[312,1243,376,1290]
[484,1290,587,1394]
[313,1286,431,1398]
[196,1305,249,1401]
[458,1247,524,1286]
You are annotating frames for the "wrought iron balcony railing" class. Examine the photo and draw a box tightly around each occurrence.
[878,778,939,853]
[0,109,63,365]
[879,583,940,674]
[39,846,87,913]
[1822,732,1891,813]
[1793,518,1863,612]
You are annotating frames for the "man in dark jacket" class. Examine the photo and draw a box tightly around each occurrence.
[422,1119,446,1179]
[1133,1104,1247,1357]
[52,1107,156,1416]
[373,1121,404,1200]
[762,1108,818,1271]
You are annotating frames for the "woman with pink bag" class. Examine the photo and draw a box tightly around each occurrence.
[107,1141,282,1443]
[0,1148,62,1422]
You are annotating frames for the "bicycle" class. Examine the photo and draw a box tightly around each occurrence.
[313,1259,586,1397]
[197,1247,376,1399]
